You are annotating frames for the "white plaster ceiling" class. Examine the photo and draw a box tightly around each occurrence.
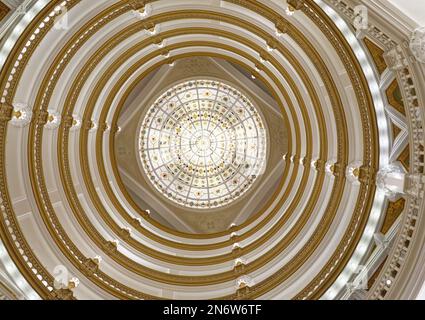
[387,0,425,26]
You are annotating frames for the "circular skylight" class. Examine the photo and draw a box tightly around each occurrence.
[139,79,267,209]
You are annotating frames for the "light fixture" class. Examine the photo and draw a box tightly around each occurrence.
[45,111,61,130]
[67,278,80,289]
[70,115,82,131]
[285,5,295,16]
[139,80,267,209]
[93,256,102,265]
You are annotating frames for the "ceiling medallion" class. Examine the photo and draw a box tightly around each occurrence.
[139,79,267,209]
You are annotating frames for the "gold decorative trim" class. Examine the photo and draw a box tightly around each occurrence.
[41,11,342,292]
[0,0,82,300]
[0,0,380,300]
[0,1,9,23]
[364,38,388,75]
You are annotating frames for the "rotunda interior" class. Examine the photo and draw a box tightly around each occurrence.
[0,0,424,301]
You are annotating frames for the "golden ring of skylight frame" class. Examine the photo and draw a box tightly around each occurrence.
[139,79,267,209]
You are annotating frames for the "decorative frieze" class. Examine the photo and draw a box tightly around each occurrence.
[346,161,362,184]
[405,174,425,198]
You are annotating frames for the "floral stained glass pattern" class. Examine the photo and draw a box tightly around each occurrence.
[139,80,267,209]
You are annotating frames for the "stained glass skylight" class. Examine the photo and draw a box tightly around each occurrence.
[139,79,267,209]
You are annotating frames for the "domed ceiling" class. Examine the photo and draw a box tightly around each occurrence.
[0,0,424,301]
[139,78,267,210]
[115,57,287,233]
